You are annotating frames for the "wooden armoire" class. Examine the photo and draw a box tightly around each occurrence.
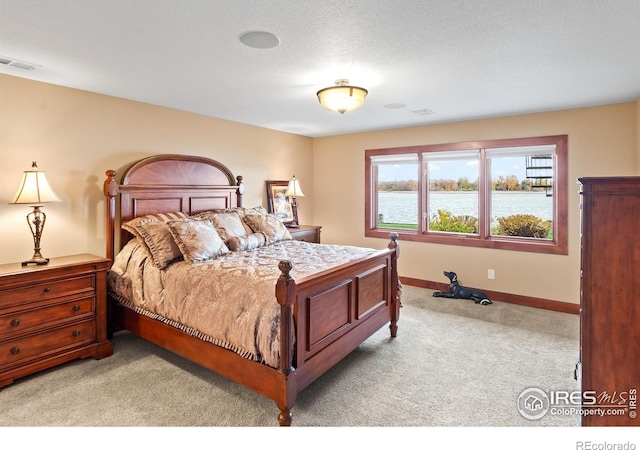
[579,177,640,426]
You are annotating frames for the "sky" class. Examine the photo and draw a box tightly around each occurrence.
[379,157,531,182]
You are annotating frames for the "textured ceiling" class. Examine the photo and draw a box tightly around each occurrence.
[1,1,639,137]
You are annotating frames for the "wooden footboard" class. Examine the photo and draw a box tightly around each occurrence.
[275,234,400,425]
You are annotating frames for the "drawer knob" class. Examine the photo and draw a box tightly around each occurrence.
[73,330,81,337]
[10,319,20,327]
[43,287,51,293]
[72,304,81,312]
[10,347,20,355]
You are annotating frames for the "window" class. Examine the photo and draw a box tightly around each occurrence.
[425,150,480,235]
[365,135,568,254]
[372,153,419,230]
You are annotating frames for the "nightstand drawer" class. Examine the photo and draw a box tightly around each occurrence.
[0,320,96,367]
[0,297,94,338]
[0,275,95,309]
[289,225,321,243]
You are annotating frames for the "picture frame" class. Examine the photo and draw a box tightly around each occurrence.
[266,180,294,225]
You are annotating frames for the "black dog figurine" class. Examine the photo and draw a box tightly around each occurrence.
[433,271,492,305]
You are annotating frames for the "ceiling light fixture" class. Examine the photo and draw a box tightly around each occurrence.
[316,79,368,114]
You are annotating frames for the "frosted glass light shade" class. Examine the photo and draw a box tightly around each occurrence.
[317,82,368,114]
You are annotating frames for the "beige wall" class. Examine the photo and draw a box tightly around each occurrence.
[2,73,637,306]
[0,74,313,264]
[312,103,638,305]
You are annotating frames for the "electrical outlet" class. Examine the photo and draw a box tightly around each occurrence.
[488,269,495,280]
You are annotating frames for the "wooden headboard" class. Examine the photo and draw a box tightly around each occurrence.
[104,154,244,261]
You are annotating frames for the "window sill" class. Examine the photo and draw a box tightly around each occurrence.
[365,228,567,255]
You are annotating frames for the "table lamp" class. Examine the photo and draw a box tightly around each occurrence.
[284,175,304,228]
[9,162,62,266]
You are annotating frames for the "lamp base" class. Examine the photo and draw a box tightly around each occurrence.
[22,207,50,266]
[22,252,49,266]
[22,257,49,266]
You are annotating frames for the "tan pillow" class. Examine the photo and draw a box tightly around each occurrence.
[192,208,242,222]
[240,205,268,219]
[121,212,189,269]
[243,213,293,243]
[134,221,184,269]
[208,211,252,245]
[227,232,268,251]
[193,205,267,221]
[166,219,229,263]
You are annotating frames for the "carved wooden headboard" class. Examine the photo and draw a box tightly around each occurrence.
[103,154,244,261]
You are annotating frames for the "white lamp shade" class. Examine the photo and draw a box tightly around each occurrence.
[10,164,62,205]
[285,177,305,197]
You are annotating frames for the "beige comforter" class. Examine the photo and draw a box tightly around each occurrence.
[108,239,376,368]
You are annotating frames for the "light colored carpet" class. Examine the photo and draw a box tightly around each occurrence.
[0,286,579,427]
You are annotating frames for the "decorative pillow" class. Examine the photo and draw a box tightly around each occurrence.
[133,221,184,269]
[166,219,229,263]
[193,205,267,221]
[208,211,252,244]
[122,212,189,239]
[192,208,241,222]
[243,213,293,243]
[240,205,268,219]
[121,212,189,269]
[227,232,268,251]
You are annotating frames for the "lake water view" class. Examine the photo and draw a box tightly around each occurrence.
[378,191,553,225]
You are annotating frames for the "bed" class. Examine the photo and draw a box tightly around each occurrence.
[103,154,401,426]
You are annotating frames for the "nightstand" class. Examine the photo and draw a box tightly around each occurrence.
[288,225,322,243]
[0,254,113,387]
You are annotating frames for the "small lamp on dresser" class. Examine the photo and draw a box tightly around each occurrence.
[285,175,305,228]
[9,161,62,266]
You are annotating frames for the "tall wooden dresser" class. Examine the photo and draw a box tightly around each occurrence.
[0,254,113,387]
[579,177,640,426]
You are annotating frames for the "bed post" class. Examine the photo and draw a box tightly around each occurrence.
[275,260,297,426]
[236,175,244,207]
[388,232,401,337]
[104,170,119,262]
